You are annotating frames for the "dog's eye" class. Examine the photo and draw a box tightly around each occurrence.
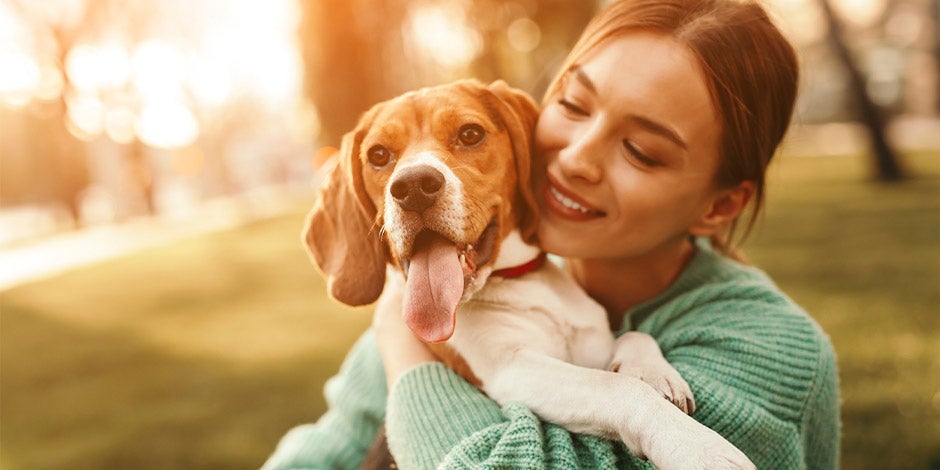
[366,145,392,167]
[457,124,485,147]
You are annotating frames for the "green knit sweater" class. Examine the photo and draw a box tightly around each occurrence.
[263,239,841,469]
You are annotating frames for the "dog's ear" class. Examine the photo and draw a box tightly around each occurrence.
[303,113,387,306]
[487,80,541,245]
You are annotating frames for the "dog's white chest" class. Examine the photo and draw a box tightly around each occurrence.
[447,262,615,380]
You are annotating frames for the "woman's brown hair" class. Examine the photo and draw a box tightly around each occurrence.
[543,0,799,258]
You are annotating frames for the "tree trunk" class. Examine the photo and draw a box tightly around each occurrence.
[820,0,904,181]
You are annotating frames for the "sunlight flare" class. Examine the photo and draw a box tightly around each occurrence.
[407,4,482,68]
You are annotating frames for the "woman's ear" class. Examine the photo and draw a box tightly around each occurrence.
[689,181,755,237]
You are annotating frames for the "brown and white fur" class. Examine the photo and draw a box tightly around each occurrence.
[303,79,754,469]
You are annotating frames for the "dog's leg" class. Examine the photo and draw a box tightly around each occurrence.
[482,349,755,470]
[607,332,696,414]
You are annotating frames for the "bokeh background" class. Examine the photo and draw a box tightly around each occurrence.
[0,0,938,468]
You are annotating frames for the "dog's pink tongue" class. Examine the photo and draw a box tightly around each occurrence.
[404,233,464,343]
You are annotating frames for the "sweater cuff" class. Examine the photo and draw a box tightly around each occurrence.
[385,362,505,467]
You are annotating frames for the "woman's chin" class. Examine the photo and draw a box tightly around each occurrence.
[536,222,575,257]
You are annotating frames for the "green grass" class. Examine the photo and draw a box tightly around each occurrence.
[1,151,939,469]
[0,215,373,469]
[747,150,940,469]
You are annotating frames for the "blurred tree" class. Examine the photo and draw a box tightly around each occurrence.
[3,0,163,221]
[297,0,596,147]
[298,0,412,147]
[464,0,595,96]
[0,105,89,225]
[0,0,102,224]
[819,0,904,181]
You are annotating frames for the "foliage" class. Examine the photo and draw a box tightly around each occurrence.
[298,0,595,145]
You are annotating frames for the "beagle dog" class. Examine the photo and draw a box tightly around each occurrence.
[304,80,754,469]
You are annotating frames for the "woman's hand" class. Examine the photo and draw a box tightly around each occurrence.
[372,280,438,386]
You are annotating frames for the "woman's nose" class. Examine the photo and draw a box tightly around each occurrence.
[557,123,605,183]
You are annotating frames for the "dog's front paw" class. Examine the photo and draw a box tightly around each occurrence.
[610,361,695,414]
[608,333,695,414]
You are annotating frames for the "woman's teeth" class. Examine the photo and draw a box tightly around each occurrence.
[550,186,594,214]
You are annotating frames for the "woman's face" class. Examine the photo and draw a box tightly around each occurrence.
[534,32,725,260]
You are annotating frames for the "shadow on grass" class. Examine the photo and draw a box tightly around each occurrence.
[1,306,331,469]
[1,213,372,469]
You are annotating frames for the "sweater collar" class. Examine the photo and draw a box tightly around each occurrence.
[620,237,729,334]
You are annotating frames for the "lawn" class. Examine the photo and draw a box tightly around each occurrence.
[1,151,938,469]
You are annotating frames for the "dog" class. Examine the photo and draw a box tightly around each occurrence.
[303,79,755,469]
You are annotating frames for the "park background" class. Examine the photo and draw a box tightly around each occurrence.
[0,0,938,468]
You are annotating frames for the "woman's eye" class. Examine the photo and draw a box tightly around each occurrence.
[367,144,393,167]
[457,123,486,146]
[558,99,588,116]
[623,140,660,167]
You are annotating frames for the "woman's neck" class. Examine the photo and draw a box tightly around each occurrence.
[566,237,696,331]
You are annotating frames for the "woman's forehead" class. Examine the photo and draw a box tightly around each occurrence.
[576,33,705,95]
[581,35,718,133]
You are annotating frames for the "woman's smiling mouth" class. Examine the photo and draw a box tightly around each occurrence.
[544,178,606,221]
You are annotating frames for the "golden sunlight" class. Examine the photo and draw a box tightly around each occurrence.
[171,145,207,178]
[137,102,200,149]
[35,62,65,102]
[507,18,541,53]
[65,92,104,139]
[407,3,482,69]
[0,3,34,108]
[0,52,39,108]
[767,0,827,45]
[4,0,304,150]
[832,0,888,26]
[131,40,186,101]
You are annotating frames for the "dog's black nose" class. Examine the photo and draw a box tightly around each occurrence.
[390,165,445,212]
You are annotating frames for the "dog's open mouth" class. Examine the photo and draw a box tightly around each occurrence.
[401,221,498,344]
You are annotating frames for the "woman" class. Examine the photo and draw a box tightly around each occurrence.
[265,0,840,468]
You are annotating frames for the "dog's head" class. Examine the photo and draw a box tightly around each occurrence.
[303,79,539,342]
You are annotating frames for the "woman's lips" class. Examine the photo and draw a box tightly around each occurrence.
[543,178,605,221]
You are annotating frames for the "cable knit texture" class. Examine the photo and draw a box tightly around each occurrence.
[264,238,840,469]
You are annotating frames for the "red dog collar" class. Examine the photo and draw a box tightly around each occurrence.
[491,252,547,278]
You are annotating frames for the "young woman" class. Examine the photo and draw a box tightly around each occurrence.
[264,0,840,468]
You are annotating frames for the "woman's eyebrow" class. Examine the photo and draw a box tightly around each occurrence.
[570,65,687,150]
[570,66,597,94]
[627,115,688,150]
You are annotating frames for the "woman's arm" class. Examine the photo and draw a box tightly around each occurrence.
[262,330,388,470]
[385,361,650,469]
[641,298,840,469]
[373,286,650,468]
[381,299,838,469]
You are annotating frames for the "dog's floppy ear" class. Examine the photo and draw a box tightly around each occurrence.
[487,80,541,244]
[303,115,387,306]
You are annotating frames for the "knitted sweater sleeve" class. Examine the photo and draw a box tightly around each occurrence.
[262,331,387,470]
[385,283,839,469]
[640,282,841,469]
[385,362,650,469]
